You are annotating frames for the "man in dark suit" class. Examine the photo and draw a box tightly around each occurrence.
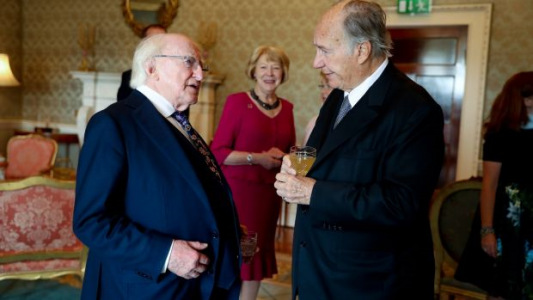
[74,33,242,300]
[275,1,444,299]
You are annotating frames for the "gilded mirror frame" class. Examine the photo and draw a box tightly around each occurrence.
[122,0,179,37]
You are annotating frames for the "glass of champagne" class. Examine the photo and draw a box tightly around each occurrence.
[240,231,258,264]
[289,146,317,176]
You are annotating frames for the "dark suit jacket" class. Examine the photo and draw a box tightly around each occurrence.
[294,62,444,300]
[73,90,241,300]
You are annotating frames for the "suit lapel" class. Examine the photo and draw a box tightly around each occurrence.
[126,93,213,207]
[309,63,396,172]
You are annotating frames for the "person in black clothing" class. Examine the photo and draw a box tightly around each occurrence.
[456,71,533,300]
[273,1,444,299]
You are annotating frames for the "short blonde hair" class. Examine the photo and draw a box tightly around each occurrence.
[245,45,290,83]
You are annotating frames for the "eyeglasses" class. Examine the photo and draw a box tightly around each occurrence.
[152,55,209,72]
[318,84,331,89]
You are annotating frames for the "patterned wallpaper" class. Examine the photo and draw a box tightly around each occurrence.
[482,0,533,116]
[20,0,140,124]
[0,0,532,143]
[0,0,22,118]
[176,0,335,143]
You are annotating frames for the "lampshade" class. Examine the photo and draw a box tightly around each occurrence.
[0,53,21,86]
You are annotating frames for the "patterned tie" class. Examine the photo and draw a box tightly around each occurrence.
[171,111,223,184]
[333,95,351,128]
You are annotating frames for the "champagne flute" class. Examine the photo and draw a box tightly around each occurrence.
[240,231,258,264]
[289,146,317,176]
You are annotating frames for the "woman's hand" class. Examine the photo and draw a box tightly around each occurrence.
[481,233,498,258]
[264,147,285,160]
[256,147,284,170]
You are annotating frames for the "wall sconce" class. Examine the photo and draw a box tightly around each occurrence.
[0,53,21,86]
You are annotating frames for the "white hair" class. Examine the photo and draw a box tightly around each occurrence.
[130,34,166,88]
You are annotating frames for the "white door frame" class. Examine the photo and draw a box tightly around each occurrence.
[385,4,492,180]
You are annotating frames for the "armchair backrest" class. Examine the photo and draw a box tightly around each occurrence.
[0,176,86,281]
[4,134,58,179]
[430,177,483,296]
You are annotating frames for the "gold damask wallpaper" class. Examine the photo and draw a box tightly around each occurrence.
[0,0,22,118]
[0,0,532,143]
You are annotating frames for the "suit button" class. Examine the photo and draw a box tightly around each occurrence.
[300,241,307,247]
[212,231,219,239]
[301,207,308,214]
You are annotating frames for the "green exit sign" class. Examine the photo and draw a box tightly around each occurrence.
[397,0,432,14]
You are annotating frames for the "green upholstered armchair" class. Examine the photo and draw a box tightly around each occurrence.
[430,178,487,300]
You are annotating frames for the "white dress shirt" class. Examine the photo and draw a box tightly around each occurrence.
[344,58,389,107]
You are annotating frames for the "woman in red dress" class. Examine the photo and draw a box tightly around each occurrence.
[211,45,295,300]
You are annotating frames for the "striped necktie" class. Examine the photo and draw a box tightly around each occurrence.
[334,95,351,128]
[171,111,223,184]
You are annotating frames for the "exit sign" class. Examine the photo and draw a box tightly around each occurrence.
[397,0,432,14]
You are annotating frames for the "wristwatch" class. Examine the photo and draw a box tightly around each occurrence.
[246,153,253,165]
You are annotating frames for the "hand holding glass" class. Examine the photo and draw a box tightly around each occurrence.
[240,231,258,264]
[289,146,317,176]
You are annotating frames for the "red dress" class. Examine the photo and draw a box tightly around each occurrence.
[211,92,296,280]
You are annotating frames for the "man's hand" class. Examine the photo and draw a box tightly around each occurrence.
[274,155,316,205]
[168,240,210,279]
[240,224,248,236]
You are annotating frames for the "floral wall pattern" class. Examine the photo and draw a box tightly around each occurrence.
[0,0,532,144]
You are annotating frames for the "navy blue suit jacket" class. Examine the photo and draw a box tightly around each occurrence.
[73,91,241,300]
[293,62,444,300]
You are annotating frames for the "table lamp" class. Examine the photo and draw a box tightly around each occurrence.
[0,53,20,86]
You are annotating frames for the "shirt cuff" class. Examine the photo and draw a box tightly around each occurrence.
[162,241,173,273]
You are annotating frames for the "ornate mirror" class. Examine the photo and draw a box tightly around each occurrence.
[122,0,179,37]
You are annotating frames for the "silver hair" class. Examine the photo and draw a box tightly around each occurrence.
[130,34,167,88]
[340,0,392,58]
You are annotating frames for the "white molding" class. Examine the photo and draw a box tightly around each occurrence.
[385,4,492,180]
[70,71,122,145]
